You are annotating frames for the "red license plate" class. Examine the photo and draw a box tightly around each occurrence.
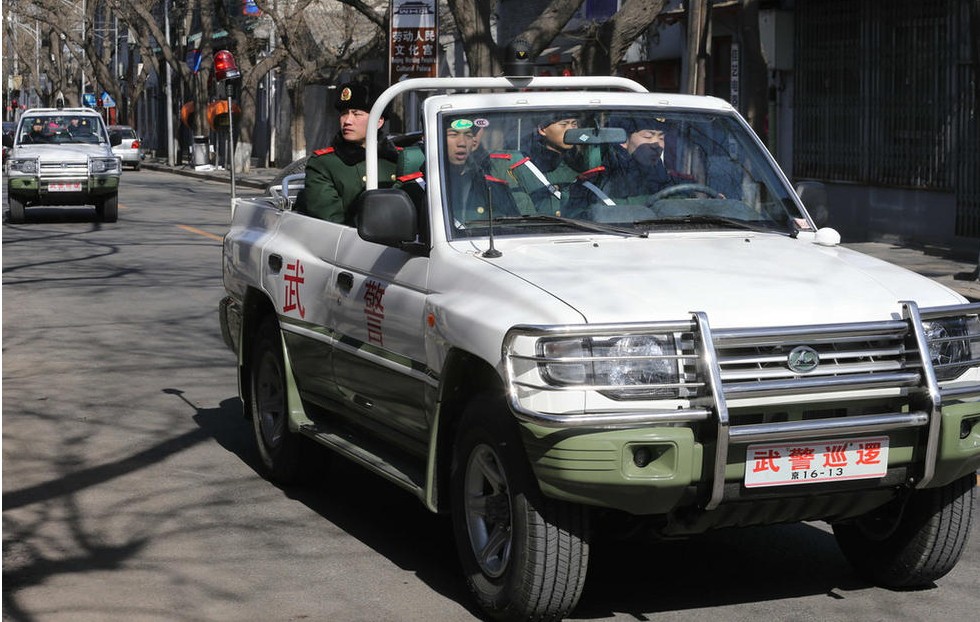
[744,436,889,488]
[48,182,82,192]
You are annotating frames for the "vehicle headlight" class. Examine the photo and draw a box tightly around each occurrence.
[922,316,980,381]
[9,157,38,174]
[89,157,120,174]
[538,334,681,399]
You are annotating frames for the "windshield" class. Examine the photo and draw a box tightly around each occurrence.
[433,108,808,240]
[16,114,108,146]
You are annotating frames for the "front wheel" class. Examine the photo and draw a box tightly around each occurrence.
[451,397,590,621]
[250,315,305,484]
[833,473,975,587]
[96,193,118,223]
[8,194,26,223]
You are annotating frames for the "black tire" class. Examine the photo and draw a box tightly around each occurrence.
[267,156,309,190]
[8,194,26,223]
[250,315,304,484]
[833,473,975,588]
[97,194,118,223]
[451,397,590,621]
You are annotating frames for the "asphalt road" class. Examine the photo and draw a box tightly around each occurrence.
[3,170,978,622]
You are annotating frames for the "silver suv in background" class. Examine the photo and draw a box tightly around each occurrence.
[108,125,143,170]
[4,107,121,223]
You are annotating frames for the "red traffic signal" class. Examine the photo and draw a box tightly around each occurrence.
[214,50,241,81]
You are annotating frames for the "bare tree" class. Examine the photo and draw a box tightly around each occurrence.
[446,0,585,77]
[255,0,388,162]
[574,0,668,76]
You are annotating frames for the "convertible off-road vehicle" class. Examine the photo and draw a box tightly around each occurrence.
[220,76,979,621]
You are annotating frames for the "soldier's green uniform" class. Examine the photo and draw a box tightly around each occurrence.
[293,80,398,225]
[297,141,397,224]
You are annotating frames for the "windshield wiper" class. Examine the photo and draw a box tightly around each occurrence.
[635,214,781,234]
[490,214,647,238]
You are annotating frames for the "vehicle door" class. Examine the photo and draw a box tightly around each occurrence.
[330,227,432,452]
[263,210,347,407]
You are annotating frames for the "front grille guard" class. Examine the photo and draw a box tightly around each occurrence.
[502,301,980,510]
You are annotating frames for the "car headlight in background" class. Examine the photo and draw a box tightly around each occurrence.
[922,316,980,381]
[538,334,681,399]
[89,157,121,174]
[8,157,38,174]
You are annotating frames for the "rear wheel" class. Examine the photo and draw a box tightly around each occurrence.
[8,194,25,223]
[833,473,975,587]
[451,397,590,621]
[96,193,118,223]
[250,315,304,484]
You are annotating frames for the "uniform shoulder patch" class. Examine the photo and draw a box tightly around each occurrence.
[398,171,425,182]
[313,147,335,156]
[577,166,606,180]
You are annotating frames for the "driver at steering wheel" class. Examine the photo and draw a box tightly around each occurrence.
[601,116,677,200]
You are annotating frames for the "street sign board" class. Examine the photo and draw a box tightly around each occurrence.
[389,0,438,83]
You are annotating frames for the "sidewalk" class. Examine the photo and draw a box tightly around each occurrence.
[141,158,980,302]
[142,156,279,190]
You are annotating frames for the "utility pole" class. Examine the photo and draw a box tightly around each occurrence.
[165,1,174,167]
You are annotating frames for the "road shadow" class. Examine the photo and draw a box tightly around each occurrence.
[5,206,105,225]
[192,399,874,620]
[191,397,479,616]
[573,522,870,619]
[2,396,244,622]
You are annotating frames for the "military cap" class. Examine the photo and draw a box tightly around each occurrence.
[606,115,667,136]
[334,82,374,112]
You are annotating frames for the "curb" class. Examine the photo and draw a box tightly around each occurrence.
[141,161,270,190]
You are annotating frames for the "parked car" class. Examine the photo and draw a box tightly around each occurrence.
[2,121,15,162]
[4,107,121,223]
[108,125,143,170]
[220,76,980,621]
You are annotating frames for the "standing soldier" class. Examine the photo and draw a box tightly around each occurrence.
[295,82,398,224]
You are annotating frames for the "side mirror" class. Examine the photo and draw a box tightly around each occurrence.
[795,181,828,228]
[2,133,12,148]
[355,188,425,253]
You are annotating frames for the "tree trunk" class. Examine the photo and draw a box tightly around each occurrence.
[685,0,710,95]
[447,0,498,76]
[289,85,307,162]
[576,0,666,76]
[739,0,768,140]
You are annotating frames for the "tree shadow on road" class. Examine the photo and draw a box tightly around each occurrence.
[188,395,885,620]
[1,396,244,622]
[190,394,479,618]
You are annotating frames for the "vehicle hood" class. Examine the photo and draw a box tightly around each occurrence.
[14,143,111,161]
[481,232,964,328]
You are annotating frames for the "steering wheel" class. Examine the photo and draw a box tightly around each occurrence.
[649,183,723,201]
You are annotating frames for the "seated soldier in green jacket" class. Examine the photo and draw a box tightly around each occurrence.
[294,81,398,224]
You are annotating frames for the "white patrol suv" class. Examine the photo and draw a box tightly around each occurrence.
[220,76,980,621]
[4,107,121,223]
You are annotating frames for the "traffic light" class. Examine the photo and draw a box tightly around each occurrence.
[214,50,241,82]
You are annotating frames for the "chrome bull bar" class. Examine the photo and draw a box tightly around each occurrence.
[504,301,980,511]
